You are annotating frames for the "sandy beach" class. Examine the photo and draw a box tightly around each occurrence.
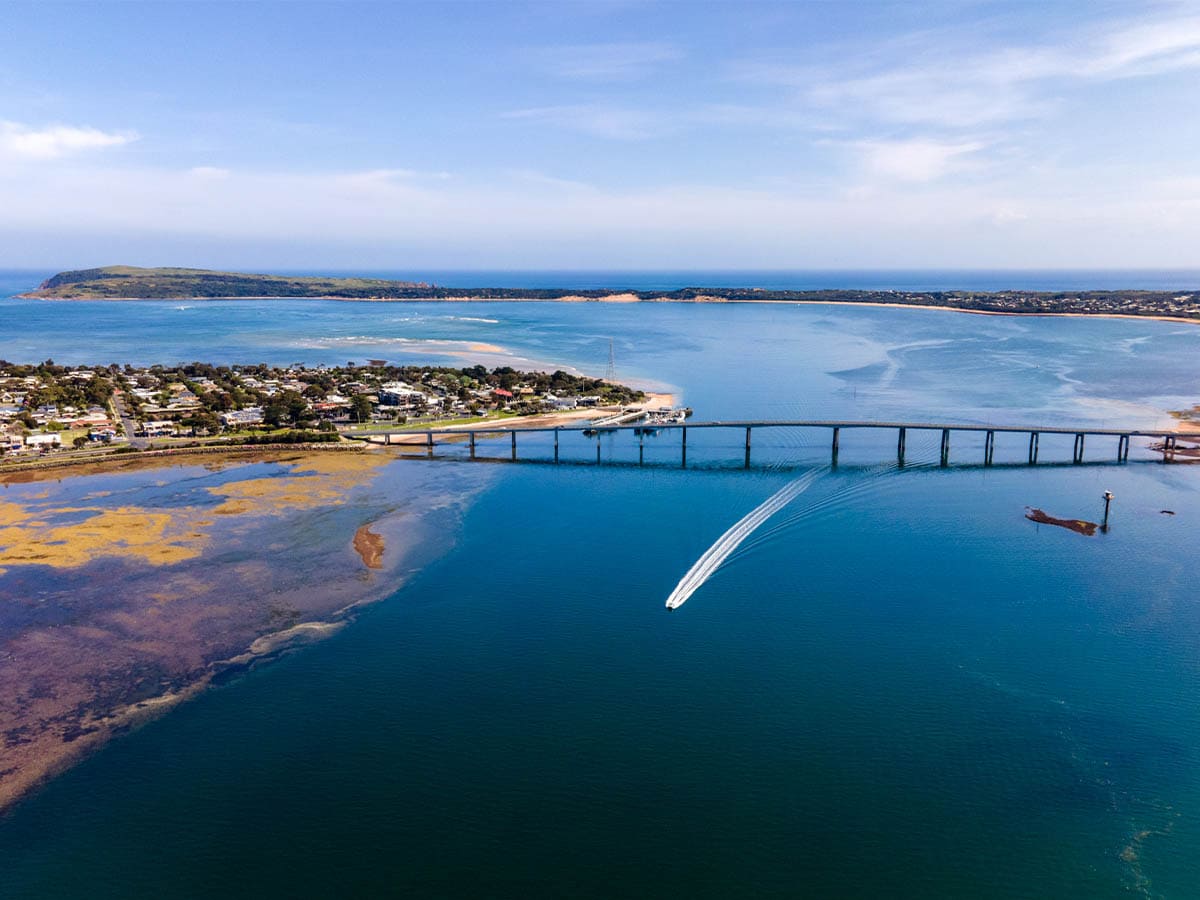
[373,391,678,444]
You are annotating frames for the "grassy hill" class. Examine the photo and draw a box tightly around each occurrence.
[28,266,431,299]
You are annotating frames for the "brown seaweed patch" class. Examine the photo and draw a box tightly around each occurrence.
[353,524,385,569]
[1025,507,1098,536]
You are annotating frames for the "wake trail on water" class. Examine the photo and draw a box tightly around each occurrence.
[737,460,897,554]
[665,469,824,610]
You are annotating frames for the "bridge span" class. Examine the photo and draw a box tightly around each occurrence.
[351,419,1199,468]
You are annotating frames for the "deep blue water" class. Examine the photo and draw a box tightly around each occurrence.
[2,270,1200,897]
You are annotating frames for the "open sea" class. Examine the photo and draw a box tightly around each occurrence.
[2,270,1200,897]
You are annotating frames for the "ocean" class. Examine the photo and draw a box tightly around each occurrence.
[1,270,1199,897]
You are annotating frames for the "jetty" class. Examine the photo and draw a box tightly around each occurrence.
[355,420,1200,467]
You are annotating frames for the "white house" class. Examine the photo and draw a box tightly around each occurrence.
[25,433,62,449]
[220,407,265,427]
[141,420,178,437]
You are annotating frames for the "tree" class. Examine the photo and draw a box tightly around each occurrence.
[351,394,373,423]
[73,435,88,449]
[263,400,286,428]
[183,411,221,435]
[282,390,309,425]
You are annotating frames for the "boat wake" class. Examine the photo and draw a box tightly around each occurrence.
[665,469,824,610]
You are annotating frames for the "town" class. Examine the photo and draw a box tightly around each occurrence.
[0,359,648,458]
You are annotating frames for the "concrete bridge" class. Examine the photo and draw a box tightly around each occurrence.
[352,419,1199,468]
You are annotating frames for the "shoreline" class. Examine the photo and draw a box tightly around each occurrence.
[0,452,430,816]
[0,440,364,476]
[19,293,1200,325]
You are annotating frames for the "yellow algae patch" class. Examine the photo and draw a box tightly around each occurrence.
[207,452,389,516]
[208,477,343,516]
[0,506,207,570]
[0,499,34,528]
[0,451,391,572]
[283,450,391,477]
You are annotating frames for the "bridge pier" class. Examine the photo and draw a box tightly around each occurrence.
[554,428,559,463]
[984,430,995,466]
[427,432,434,458]
[511,431,517,461]
[1073,433,1085,464]
[745,426,751,469]
[897,427,906,467]
[469,431,476,459]
[940,428,950,467]
[831,427,840,467]
[1028,432,1039,464]
[681,426,687,469]
[1117,434,1128,462]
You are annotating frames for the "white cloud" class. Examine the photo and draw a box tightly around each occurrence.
[188,166,230,179]
[852,139,985,182]
[534,41,682,81]
[0,121,137,160]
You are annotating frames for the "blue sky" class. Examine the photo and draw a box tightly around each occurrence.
[2,0,1200,270]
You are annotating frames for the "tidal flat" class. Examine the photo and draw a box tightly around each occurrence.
[0,449,484,812]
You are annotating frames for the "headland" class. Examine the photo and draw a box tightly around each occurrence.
[19,266,1200,322]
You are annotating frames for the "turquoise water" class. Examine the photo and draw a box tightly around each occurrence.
[2,273,1200,896]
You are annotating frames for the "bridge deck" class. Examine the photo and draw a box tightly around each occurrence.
[363,420,1198,439]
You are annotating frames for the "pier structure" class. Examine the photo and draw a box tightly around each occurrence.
[368,420,1196,468]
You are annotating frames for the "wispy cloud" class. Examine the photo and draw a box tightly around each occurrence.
[534,41,682,81]
[4,158,1200,268]
[0,121,137,160]
[333,168,452,188]
[737,11,1200,130]
[188,166,230,179]
[502,104,667,140]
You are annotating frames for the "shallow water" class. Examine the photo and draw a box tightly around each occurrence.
[2,273,1200,897]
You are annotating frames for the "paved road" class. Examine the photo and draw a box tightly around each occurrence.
[112,392,148,449]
